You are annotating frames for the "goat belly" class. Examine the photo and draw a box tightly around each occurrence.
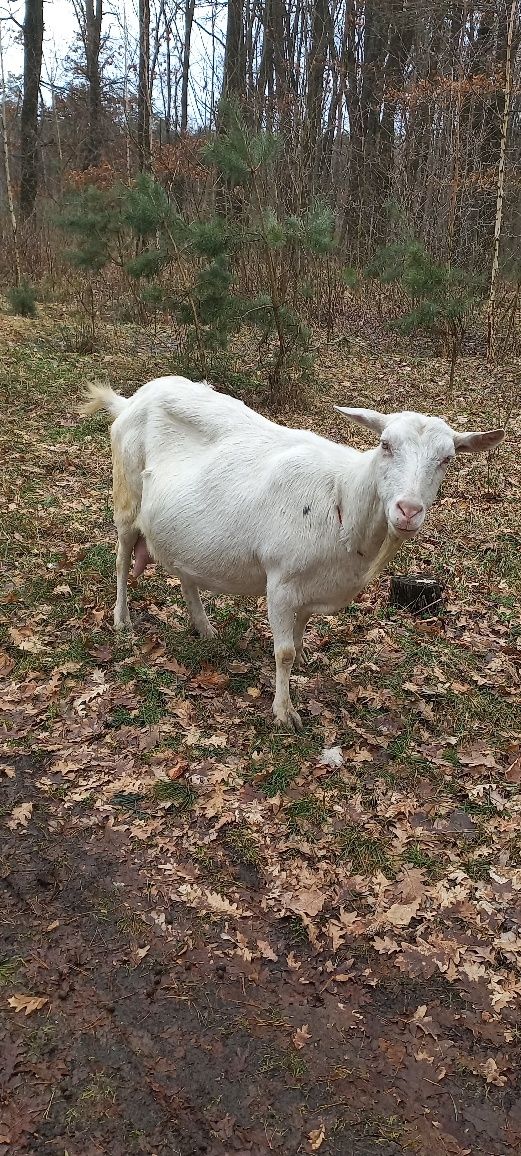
[138,480,267,596]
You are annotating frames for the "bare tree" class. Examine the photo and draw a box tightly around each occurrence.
[222,0,246,102]
[0,20,20,282]
[83,0,103,168]
[138,0,152,171]
[181,0,196,132]
[20,0,44,219]
[487,0,518,356]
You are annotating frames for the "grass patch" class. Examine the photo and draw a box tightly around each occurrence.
[153,779,197,810]
[78,544,115,579]
[260,1048,308,1079]
[224,823,260,866]
[0,956,21,986]
[402,842,444,879]
[285,794,329,832]
[339,823,393,875]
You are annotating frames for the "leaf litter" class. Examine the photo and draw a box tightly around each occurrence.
[0,313,520,1154]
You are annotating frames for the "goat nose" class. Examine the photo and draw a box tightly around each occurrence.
[397,500,424,522]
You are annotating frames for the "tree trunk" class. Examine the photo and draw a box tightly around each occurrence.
[181,0,196,133]
[20,0,43,220]
[0,22,21,283]
[138,0,151,172]
[487,0,517,358]
[222,0,246,102]
[303,0,330,198]
[83,0,103,168]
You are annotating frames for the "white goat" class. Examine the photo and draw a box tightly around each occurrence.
[83,376,504,728]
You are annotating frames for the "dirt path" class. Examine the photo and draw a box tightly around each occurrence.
[2,756,520,1156]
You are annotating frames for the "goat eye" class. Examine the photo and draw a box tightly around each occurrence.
[440,455,452,467]
[381,441,393,455]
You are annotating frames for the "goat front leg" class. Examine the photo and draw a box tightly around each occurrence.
[267,583,302,729]
[114,528,138,628]
[180,576,217,639]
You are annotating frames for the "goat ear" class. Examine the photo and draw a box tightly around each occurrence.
[453,429,505,454]
[335,406,388,435]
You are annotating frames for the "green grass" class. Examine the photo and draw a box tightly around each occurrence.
[260,1049,308,1079]
[0,956,21,986]
[78,543,115,579]
[285,794,328,832]
[153,779,197,810]
[402,842,444,879]
[339,823,393,875]
[224,823,260,866]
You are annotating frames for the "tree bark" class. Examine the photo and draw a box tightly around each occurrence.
[83,0,103,168]
[222,0,246,102]
[138,0,151,172]
[20,0,44,220]
[487,0,517,358]
[181,0,196,132]
[0,21,21,283]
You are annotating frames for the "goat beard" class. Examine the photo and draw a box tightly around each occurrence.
[363,531,403,586]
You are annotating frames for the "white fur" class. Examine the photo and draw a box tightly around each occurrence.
[84,377,504,728]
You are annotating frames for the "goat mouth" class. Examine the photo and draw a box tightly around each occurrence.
[390,523,419,538]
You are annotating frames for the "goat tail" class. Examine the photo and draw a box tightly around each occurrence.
[79,383,129,419]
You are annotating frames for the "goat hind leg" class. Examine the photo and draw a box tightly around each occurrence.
[114,528,138,628]
[293,608,311,668]
[180,577,217,639]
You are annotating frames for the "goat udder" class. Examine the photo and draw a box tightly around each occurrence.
[132,535,153,577]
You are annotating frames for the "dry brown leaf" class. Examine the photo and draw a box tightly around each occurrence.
[292,1024,311,1049]
[8,628,43,653]
[8,993,49,1016]
[0,650,15,676]
[257,939,278,961]
[308,1124,326,1150]
[288,888,325,918]
[167,757,188,781]
[480,1057,507,1087]
[376,900,420,929]
[0,764,15,778]
[7,802,33,831]
[373,935,400,954]
[190,667,229,689]
[204,891,252,918]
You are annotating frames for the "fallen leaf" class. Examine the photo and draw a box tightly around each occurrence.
[308,1124,326,1150]
[190,667,229,689]
[8,628,43,653]
[287,888,325,918]
[257,939,278,961]
[8,993,49,1016]
[167,757,188,780]
[0,650,14,676]
[375,900,420,929]
[481,1057,507,1087]
[293,1024,311,1049]
[0,764,15,778]
[7,802,33,831]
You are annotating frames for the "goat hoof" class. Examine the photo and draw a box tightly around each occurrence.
[197,622,218,640]
[274,705,302,730]
[114,615,132,630]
